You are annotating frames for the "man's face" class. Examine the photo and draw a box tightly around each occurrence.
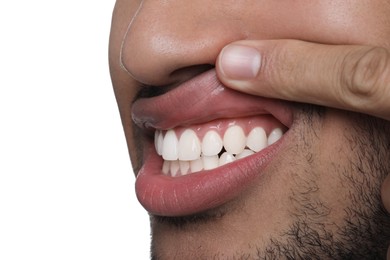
[109,1,390,258]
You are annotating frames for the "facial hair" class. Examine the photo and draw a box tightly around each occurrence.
[148,105,390,260]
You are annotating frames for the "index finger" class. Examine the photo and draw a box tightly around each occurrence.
[216,40,390,120]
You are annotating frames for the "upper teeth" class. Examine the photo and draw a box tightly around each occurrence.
[155,120,284,177]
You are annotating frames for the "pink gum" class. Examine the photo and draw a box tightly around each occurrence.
[160,115,287,139]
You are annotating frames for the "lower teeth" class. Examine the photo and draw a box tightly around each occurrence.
[162,148,257,177]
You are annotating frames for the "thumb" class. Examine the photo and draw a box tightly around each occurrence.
[216,40,390,120]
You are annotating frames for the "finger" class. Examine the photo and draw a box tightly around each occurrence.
[388,246,390,260]
[381,175,390,213]
[216,40,390,120]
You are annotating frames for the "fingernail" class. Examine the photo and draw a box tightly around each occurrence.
[219,45,261,80]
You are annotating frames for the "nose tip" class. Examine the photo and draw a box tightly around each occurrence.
[120,23,214,86]
[120,1,239,86]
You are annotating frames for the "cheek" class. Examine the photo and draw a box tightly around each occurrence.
[111,75,141,170]
[316,1,390,46]
[110,0,145,169]
[311,1,390,46]
[248,0,390,47]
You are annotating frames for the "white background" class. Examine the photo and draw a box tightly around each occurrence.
[0,1,151,259]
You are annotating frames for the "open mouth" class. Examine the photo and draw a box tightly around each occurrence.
[155,115,286,177]
[132,69,294,216]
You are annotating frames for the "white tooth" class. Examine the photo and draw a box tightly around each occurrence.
[268,128,283,145]
[236,149,255,159]
[154,131,159,154]
[219,152,236,166]
[162,130,179,160]
[170,160,180,177]
[190,158,203,173]
[179,161,190,175]
[246,127,267,152]
[223,125,246,155]
[156,131,164,155]
[202,130,223,156]
[202,155,219,170]
[162,160,170,175]
[178,129,201,160]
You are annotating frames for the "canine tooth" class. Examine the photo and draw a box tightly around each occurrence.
[236,149,255,159]
[162,160,170,175]
[178,129,201,160]
[202,130,223,156]
[202,155,219,170]
[219,152,236,166]
[223,125,246,155]
[154,131,159,154]
[170,160,180,177]
[155,130,164,155]
[179,161,190,175]
[247,127,267,152]
[268,128,283,145]
[162,130,179,160]
[190,158,203,173]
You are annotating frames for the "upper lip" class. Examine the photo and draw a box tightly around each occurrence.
[131,69,294,132]
[132,69,295,216]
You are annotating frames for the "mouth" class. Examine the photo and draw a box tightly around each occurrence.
[132,69,294,216]
[156,116,286,177]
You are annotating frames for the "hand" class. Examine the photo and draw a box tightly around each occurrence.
[216,39,390,258]
[216,40,390,121]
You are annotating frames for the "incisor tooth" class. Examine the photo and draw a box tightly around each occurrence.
[162,160,170,175]
[223,125,246,155]
[202,130,223,156]
[190,158,203,173]
[178,129,201,160]
[219,152,236,166]
[246,127,267,152]
[236,149,255,159]
[162,130,179,160]
[202,155,219,170]
[179,161,190,175]
[170,160,180,177]
[268,128,283,145]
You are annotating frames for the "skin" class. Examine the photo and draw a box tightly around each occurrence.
[109,0,390,259]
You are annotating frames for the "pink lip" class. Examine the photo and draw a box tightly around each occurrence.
[132,69,293,130]
[132,69,294,216]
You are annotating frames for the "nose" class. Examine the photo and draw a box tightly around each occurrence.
[120,0,246,86]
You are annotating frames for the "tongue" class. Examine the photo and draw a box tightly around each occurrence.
[132,69,293,130]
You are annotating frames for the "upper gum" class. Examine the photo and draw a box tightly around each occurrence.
[160,115,286,139]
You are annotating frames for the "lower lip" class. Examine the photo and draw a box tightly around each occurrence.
[135,133,286,216]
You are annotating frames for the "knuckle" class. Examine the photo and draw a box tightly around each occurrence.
[267,40,304,97]
[341,47,390,105]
